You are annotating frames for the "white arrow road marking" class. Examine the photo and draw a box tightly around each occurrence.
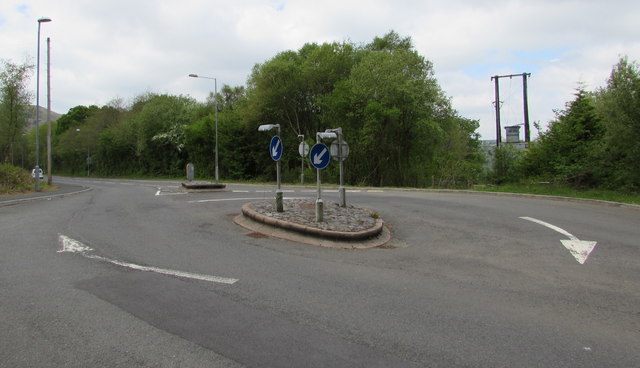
[58,235,238,284]
[313,147,328,165]
[519,217,598,264]
[271,139,281,157]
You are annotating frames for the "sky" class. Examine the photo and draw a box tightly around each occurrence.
[1,0,639,141]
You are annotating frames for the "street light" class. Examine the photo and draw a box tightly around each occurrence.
[258,124,283,212]
[34,17,51,192]
[188,73,219,182]
[325,128,346,207]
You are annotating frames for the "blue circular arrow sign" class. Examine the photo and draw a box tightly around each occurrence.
[269,136,283,161]
[309,143,330,169]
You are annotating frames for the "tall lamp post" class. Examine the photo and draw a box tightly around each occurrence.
[34,17,52,191]
[188,73,219,182]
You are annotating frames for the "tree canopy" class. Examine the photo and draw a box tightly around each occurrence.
[38,31,483,187]
[0,59,33,164]
[501,57,640,192]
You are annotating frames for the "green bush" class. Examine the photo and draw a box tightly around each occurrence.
[0,164,32,193]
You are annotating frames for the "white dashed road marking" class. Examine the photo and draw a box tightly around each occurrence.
[58,235,238,285]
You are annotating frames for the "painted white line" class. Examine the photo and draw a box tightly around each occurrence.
[189,197,306,204]
[189,197,267,203]
[58,235,238,285]
[519,217,598,265]
[232,190,250,193]
[255,190,272,193]
[347,190,362,193]
[367,190,384,193]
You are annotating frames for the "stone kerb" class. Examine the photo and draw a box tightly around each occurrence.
[241,201,384,241]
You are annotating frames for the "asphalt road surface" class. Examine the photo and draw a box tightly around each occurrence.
[1,177,638,367]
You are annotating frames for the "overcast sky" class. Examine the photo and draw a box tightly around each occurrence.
[2,0,639,140]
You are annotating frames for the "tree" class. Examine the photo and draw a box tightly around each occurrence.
[0,59,33,164]
[523,88,603,186]
[326,32,479,187]
[126,94,196,175]
[55,105,99,134]
[595,57,640,190]
[243,31,483,187]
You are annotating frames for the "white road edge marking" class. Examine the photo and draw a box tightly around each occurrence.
[188,197,305,204]
[57,235,238,285]
[519,216,598,265]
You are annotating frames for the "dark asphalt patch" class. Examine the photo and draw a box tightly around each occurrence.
[76,271,416,368]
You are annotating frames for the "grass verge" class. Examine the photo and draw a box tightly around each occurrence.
[472,183,640,205]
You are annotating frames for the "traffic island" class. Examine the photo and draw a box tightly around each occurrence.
[234,198,391,249]
[181,181,226,190]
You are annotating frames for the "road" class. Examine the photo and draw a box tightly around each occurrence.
[1,177,639,367]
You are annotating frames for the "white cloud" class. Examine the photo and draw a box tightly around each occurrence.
[2,0,639,141]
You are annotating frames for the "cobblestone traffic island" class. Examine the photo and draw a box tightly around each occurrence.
[240,198,385,242]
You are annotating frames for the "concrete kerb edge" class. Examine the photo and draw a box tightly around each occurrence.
[240,202,384,241]
[181,182,227,190]
[0,186,93,207]
[233,213,391,250]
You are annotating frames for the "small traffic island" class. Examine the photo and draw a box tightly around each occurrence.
[181,181,227,190]
[235,198,391,249]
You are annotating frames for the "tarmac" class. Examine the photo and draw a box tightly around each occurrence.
[1,182,390,249]
[0,183,92,208]
[6,180,638,249]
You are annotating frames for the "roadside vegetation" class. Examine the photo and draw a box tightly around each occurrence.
[490,57,640,198]
[0,163,32,194]
[473,182,640,205]
[1,32,638,202]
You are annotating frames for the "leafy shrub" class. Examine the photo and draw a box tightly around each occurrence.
[0,164,32,193]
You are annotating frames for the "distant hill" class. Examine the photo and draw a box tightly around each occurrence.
[25,105,62,129]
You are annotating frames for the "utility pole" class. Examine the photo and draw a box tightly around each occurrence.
[491,75,501,147]
[522,73,531,143]
[46,37,52,185]
[491,73,532,146]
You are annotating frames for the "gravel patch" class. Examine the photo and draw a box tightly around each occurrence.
[248,199,378,232]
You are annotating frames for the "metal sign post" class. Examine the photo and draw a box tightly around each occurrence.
[327,128,349,207]
[259,124,283,212]
[313,132,336,222]
[298,134,308,185]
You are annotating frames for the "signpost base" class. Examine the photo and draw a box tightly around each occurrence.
[34,165,41,192]
[339,186,346,207]
[315,199,324,222]
[275,190,284,213]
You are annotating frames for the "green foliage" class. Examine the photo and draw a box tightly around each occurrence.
[522,89,603,187]
[0,60,33,164]
[512,57,640,192]
[490,144,525,184]
[40,31,484,187]
[0,163,32,193]
[595,57,640,190]
[55,105,99,134]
